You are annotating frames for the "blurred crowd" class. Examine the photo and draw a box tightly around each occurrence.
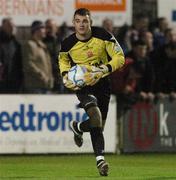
[0,14,176,105]
[0,17,72,94]
[109,14,176,109]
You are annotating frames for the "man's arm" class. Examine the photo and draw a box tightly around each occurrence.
[58,42,79,91]
[104,35,125,74]
[84,34,125,86]
[58,51,71,76]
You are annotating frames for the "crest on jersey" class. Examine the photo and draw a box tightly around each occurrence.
[87,50,94,58]
[114,42,122,52]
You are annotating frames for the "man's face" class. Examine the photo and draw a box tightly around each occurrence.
[103,19,113,33]
[45,20,57,36]
[2,19,15,35]
[73,14,91,36]
[168,29,176,43]
[36,27,46,39]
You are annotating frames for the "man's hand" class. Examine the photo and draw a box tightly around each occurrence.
[63,74,80,91]
[84,65,109,86]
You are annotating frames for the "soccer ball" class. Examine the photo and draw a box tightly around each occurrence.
[68,65,87,87]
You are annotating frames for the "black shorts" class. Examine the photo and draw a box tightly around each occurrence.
[76,77,111,120]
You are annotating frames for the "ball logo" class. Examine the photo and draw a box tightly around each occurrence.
[128,102,158,149]
[87,50,94,58]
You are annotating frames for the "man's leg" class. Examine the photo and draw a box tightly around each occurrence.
[70,94,96,147]
[85,106,108,176]
[70,92,109,176]
[69,120,84,147]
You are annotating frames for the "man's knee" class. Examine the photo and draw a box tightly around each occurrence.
[87,106,102,128]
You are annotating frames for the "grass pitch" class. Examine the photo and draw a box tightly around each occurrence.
[0,154,176,180]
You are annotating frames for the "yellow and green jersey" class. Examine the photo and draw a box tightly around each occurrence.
[58,26,125,76]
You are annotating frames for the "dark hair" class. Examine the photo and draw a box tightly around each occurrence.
[117,24,130,43]
[132,40,147,47]
[74,8,91,18]
[2,17,12,25]
[31,20,44,34]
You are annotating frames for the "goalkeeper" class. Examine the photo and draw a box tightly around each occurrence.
[58,8,125,176]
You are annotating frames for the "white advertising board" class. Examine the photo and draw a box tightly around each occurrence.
[0,0,132,26]
[158,0,176,28]
[0,95,117,154]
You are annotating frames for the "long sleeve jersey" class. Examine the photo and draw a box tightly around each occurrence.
[58,26,125,76]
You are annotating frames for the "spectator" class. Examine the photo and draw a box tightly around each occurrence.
[43,18,62,93]
[111,58,134,95]
[102,18,119,40]
[130,13,149,43]
[111,58,136,114]
[57,22,73,43]
[153,42,176,98]
[153,17,169,49]
[139,30,154,55]
[126,40,155,101]
[165,28,176,44]
[22,20,54,94]
[0,17,23,93]
[102,18,114,34]
[117,25,132,55]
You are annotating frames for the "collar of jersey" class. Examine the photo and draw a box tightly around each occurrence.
[74,33,92,42]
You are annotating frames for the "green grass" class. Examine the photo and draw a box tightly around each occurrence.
[0,154,176,180]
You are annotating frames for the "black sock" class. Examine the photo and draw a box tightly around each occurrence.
[80,119,90,132]
[90,127,105,157]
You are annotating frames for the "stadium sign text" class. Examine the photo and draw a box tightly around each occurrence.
[0,0,64,16]
[0,0,132,26]
[0,95,117,153]
[0,104,87,132]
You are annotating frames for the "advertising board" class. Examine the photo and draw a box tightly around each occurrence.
[0,95,117,153]
[0,0,132,26]
[122,99,176,152]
